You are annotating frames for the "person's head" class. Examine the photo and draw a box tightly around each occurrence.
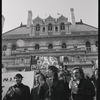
[71,67,84,80]
[59,70,66,80]
[39,73,46,83]
[47,65,59,80]
[14,73,23,84]
[34,72,41,85]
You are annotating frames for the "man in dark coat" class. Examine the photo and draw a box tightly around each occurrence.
[69,67,95,100]
[45,65,70,100]
[3,73,30,100]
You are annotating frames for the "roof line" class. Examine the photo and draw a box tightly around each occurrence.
[82,23,98,29]
[2,25,26,35]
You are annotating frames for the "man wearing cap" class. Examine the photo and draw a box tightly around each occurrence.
[3,73,30,100]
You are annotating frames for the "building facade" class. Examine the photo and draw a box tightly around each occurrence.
[2,8,98,75]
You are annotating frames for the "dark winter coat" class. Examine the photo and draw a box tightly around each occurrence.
[45,79,70,100]
[31,82,49,100]
[72,78,95,100]
[3,83,30,100]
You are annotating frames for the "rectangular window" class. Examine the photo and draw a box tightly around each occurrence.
[55,26,58,32]
[43,27,45,32]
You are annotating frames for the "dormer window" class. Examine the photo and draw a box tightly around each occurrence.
[36,24,40,31]
[55,26,58,32]
[48,23,52,31]
[43,27,45,32]
[60,23,65,30]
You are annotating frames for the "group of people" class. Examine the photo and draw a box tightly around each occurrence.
[3,65,98,100]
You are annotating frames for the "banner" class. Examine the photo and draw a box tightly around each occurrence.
[30,56,60,70]
[2,71,34,99]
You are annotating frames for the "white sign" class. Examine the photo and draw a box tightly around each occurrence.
[2,71,34,99]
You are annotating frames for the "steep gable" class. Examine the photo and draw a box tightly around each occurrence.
[45,15,55,21]
[33,16,43,23]
[58,15,68,21]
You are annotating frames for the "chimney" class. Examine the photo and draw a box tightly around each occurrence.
[2,15,5,32]
[27,10,32,27]
[70,8,75,25]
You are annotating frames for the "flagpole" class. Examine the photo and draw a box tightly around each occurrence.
[30,55,32,71]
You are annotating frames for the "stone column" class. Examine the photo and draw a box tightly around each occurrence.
[53,25,55,34]
[58,25,60,33]
[45,25,48,34]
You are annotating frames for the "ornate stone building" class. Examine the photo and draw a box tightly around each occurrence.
[2,8,98,75]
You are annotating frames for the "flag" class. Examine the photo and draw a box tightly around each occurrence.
[56,56,61,65]
[30,55,38,71]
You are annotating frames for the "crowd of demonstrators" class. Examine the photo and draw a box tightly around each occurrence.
[3,74,30,100]
[3,64,98,100]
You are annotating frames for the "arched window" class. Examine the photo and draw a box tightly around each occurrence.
[36,24,40,31]
[35,44,40,49]
[60,23,65,30]
[48,43,53,49]
[95,41,98,47]
[2,45,7,51]
[86,41,91,52]
[12,44,17,50]
[48,23,52,31]
[62,43,66,48]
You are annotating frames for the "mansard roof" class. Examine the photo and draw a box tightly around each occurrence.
[45,15,55,21]
[2,21,98,37]
[2,25,31,36]
[71,23,98,32]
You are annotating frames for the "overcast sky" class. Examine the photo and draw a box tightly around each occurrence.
[2,0,98,33]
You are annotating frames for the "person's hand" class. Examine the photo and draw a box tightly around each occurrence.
[71,82,79,94]
[7,87,15,97]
